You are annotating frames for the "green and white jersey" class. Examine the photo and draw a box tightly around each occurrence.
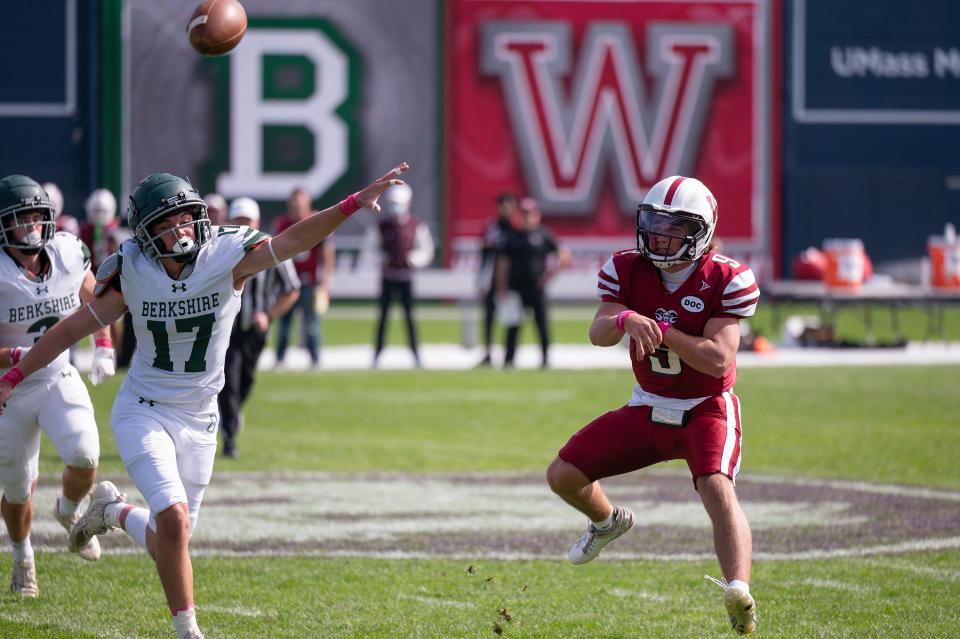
[119,225,267,406]
[0,232,90,386]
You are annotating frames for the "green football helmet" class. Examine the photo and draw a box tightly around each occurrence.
[126,173,211,260]
[0,174,56,254]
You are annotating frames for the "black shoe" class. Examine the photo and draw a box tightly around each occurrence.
[223,445,238,459]
[475,355,492,368]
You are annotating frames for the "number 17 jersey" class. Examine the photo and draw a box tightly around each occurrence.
[116,225,267,406]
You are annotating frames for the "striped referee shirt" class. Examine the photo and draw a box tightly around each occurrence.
[237,260,300,331]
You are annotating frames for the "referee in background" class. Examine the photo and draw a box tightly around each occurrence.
[217,197,301,459]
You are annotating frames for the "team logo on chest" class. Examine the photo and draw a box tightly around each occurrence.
[681,296,705,313]
[36,285,48,295]
[172,283,187,293]
[655,308,679,325]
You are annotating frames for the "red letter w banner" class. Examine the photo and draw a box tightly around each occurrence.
[444,1,779,274]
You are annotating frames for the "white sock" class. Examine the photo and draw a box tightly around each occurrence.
[592,511,616,531]
[105,503,150,550]
[172,607,200,637]
[728,579,750,593]
[57,495,81,518]
[11,537,34,563]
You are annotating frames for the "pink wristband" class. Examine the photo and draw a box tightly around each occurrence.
[10,347,22,365]
[615,310,636,332]
[337,192,361,217]
[95,338,113,349]
[2,367,24,388]
[657,320,672,335]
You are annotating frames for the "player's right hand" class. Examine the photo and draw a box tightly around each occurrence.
[624,313,663,359]
[355,163,409,213]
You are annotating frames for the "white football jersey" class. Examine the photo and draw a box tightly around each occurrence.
[118,225,267,405]
[0,233,90,385]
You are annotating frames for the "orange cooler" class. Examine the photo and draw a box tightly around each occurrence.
[823,238,866,289]
[928,236,960,289]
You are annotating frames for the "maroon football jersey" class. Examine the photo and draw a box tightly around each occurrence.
[272,214,328,286]
[597,250,759,399]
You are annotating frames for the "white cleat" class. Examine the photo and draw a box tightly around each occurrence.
[568,506,636,565]
[69,481,125,554]
[179,630,205,639]
[53,498,102,561]
[11,559,39,597]
[705,575,758,635]
[724,586,758,635]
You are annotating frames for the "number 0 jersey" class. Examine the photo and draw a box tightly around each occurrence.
[110,225,267,406]
[0,233,90,385]
[597,250,759,404]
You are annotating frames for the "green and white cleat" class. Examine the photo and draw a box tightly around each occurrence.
[11,559,39,597]
[53,498,102,561]
[69,481,125,554]
[568,506,635,565]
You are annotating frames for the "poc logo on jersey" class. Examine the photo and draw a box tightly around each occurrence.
[681,296,705,313]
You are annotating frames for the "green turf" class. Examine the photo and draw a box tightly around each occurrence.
[18,365,960,638]
[4,551,959,638]
[277,300,960,347]
[49,365,960,488]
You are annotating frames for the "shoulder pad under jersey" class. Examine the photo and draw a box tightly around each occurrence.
[93,252,123,297]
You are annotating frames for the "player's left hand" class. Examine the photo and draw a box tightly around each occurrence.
[88,346,116,386]
[355,162,409,213]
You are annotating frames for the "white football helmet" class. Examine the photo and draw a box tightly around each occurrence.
[636,176,718,268]
[380,183,412,219]
[85,188,117,226]
[42,182,64,217]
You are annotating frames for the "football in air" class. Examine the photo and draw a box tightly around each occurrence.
[187,0,247,57]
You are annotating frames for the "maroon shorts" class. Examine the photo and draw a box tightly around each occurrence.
[558,392,743,484]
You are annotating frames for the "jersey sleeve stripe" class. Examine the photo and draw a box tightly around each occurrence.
[719,303,757,318]
[722,288,760,306]
[597,275,620,292]
[598,291,622,303]
[722,270,756,295]
[597,282,620,297]
[600,257,619,280]
[598,269,619,287]
[242,230,269,251]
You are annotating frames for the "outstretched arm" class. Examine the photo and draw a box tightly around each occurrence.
[0,288,128,410]
[233,163,409,283]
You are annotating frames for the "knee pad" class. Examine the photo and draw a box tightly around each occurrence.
[63,433,100,470]
[66,454,98,470]
[2,479,33,505]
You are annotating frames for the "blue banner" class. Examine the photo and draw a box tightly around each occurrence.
[793,0,960,123]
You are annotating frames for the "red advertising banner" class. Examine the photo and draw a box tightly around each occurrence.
[444,0,779,274]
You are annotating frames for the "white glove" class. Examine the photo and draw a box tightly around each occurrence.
[89,346,116,386]
[10,346,29,365]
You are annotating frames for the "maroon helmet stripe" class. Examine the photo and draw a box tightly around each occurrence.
[663,177,686,206]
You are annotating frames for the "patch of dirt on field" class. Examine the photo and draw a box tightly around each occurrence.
[16,472,960,559]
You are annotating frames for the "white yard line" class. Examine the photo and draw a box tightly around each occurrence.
[11,472,959,562]
[69,342,960,371]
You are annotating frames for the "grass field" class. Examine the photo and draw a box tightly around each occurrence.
[6,363,958,638]
[285,300,960,348]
